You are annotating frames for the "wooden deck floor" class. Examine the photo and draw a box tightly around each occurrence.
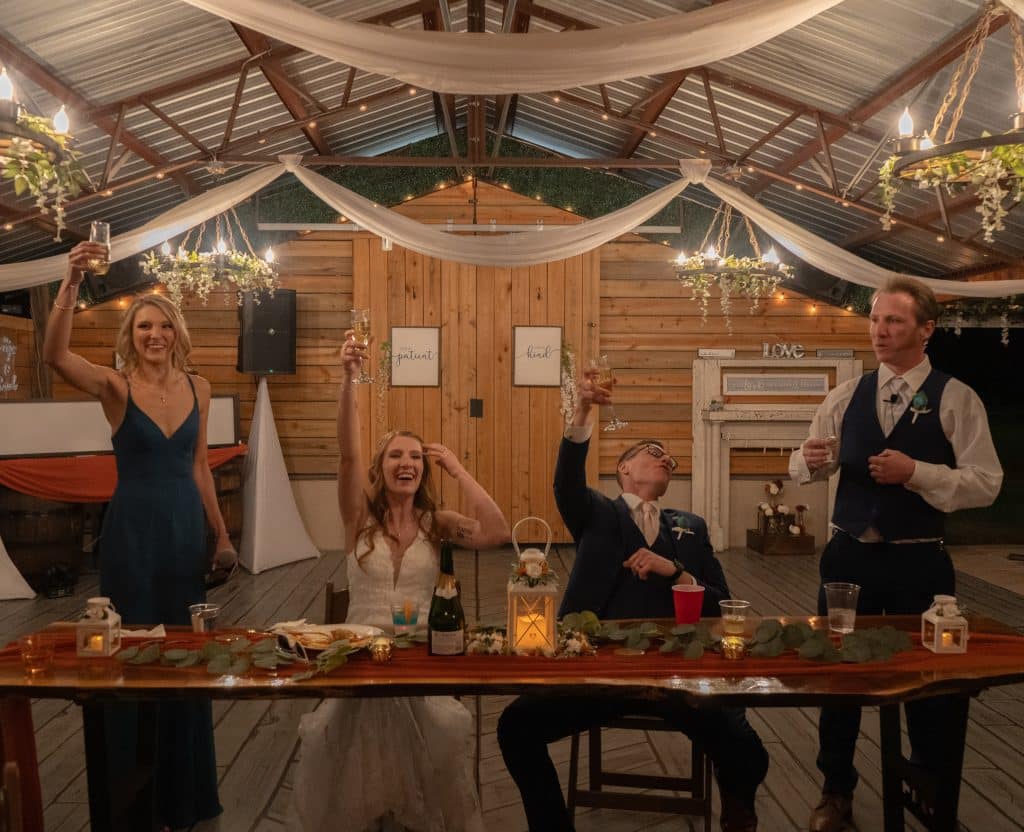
[3,546,1023,832]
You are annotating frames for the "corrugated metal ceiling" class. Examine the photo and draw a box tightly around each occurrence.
[1,0,1021,282]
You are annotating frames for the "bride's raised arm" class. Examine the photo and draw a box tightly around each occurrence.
[337,331,371,547]
[428,444,511,549]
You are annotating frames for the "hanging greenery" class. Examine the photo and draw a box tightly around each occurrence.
[0,112,90,240]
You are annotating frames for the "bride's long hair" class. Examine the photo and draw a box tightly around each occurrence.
[356,430,441,562]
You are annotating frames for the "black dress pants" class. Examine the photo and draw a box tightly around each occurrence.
[816,532,957,795]
[498,694,769,832]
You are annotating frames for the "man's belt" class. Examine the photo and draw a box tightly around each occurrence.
[832,526,943,545]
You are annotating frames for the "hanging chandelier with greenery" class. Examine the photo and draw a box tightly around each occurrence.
[878,3,1024,243]
[673,203,792,330]
[141,208,278,306]
[0,67,90,240]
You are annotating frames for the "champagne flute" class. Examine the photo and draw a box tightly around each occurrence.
[589,355,628,432]
[350,308,373,384]
[87,221,110,275]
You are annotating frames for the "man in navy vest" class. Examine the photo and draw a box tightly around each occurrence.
[498,368,768,832]
[790,277,1002,832]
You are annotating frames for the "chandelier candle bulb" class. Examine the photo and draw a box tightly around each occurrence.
[52,105,69,135]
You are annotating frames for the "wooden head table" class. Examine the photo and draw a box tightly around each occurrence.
[2,615,1023,832]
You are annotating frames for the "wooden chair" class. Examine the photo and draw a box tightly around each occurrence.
[566,714,713,830]
[323,580,350,624]
[0,761,23,832]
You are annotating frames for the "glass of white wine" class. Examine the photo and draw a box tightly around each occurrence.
[88,221,110,275]
[589,355,628,432]
[350,308,373,384]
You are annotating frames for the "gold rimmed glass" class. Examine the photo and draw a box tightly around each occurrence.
[350,308,373,384]
[589,355,628,432]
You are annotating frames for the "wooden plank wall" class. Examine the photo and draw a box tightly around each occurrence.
[0,313,34,401]
[600,243,875,477]
[48,180,876,541]
[353,181,600,541]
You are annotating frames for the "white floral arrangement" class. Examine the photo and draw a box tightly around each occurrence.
[559,342,578,425]
[555,628,596,658]
[466,627,507,655]
[509,550,557,588]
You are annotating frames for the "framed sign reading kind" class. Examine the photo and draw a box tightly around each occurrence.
[513,326,562,387]
[390,327,441,387]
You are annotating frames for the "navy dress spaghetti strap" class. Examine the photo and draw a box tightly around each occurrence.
[93,374,221,829]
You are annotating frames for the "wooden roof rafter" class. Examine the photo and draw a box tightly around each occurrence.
[488,0,531,177]
[617,70,687,159]
[421,0,463,175]
[744,5,1011,198]
[0,34,201,199]
[231,25,331,156]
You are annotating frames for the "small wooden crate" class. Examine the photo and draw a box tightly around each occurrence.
[746,529,816,556]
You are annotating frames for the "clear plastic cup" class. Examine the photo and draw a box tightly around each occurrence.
[189,603,220,633]
[19,633,56,674]
[390,600,419,635]
[823,582,860,634]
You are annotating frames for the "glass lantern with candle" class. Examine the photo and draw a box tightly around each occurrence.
[921,594,968,654]
[76,597,122,657]
[506,517,559,656]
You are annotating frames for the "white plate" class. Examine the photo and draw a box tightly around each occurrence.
[275,623,383,654]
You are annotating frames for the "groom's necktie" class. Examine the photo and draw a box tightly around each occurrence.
[640,502,660,547]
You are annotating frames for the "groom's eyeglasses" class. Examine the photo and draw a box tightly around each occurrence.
[621,442,678,471]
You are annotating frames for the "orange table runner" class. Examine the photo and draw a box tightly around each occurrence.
[0,444,247,503]
[3,619,1023,702]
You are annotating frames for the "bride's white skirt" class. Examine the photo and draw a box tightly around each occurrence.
[288,696,484,832]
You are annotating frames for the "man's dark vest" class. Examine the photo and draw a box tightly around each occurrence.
[832,369,955,540]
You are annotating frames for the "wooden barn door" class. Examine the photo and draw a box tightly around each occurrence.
[353,237,599,544]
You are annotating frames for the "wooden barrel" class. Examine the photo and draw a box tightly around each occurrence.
[0,486,83,594]
[207,458,243,555]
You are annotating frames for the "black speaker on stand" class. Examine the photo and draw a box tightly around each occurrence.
[237,289,296,375]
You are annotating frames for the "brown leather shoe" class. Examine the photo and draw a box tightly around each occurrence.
[808,792,853,832]
[720,792,758,832]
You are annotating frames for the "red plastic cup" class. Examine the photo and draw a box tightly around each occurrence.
[672,584,705,624]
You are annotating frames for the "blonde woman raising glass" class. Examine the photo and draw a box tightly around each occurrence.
[43,241,230,831]
[288,329,510,832]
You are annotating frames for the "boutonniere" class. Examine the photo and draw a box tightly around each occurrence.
[671,512,696,539]
[909,390,932,424]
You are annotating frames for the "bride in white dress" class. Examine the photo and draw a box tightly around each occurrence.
[288,330,510,832]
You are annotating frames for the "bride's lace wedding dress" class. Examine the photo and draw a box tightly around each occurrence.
[288,526,484,832]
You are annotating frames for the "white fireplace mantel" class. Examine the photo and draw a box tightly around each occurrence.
[691,357,862,551]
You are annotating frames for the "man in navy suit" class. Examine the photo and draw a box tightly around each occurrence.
[498,368,768,832]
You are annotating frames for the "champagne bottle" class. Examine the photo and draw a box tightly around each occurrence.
[428,540,466,656]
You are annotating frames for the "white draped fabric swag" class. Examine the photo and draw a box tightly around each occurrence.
[2,158,1022,299]
[180,0,845,95]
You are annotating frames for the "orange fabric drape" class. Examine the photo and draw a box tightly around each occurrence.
[0,445,247,503]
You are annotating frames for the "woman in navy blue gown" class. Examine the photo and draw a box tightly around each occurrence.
[43,241,232,830]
